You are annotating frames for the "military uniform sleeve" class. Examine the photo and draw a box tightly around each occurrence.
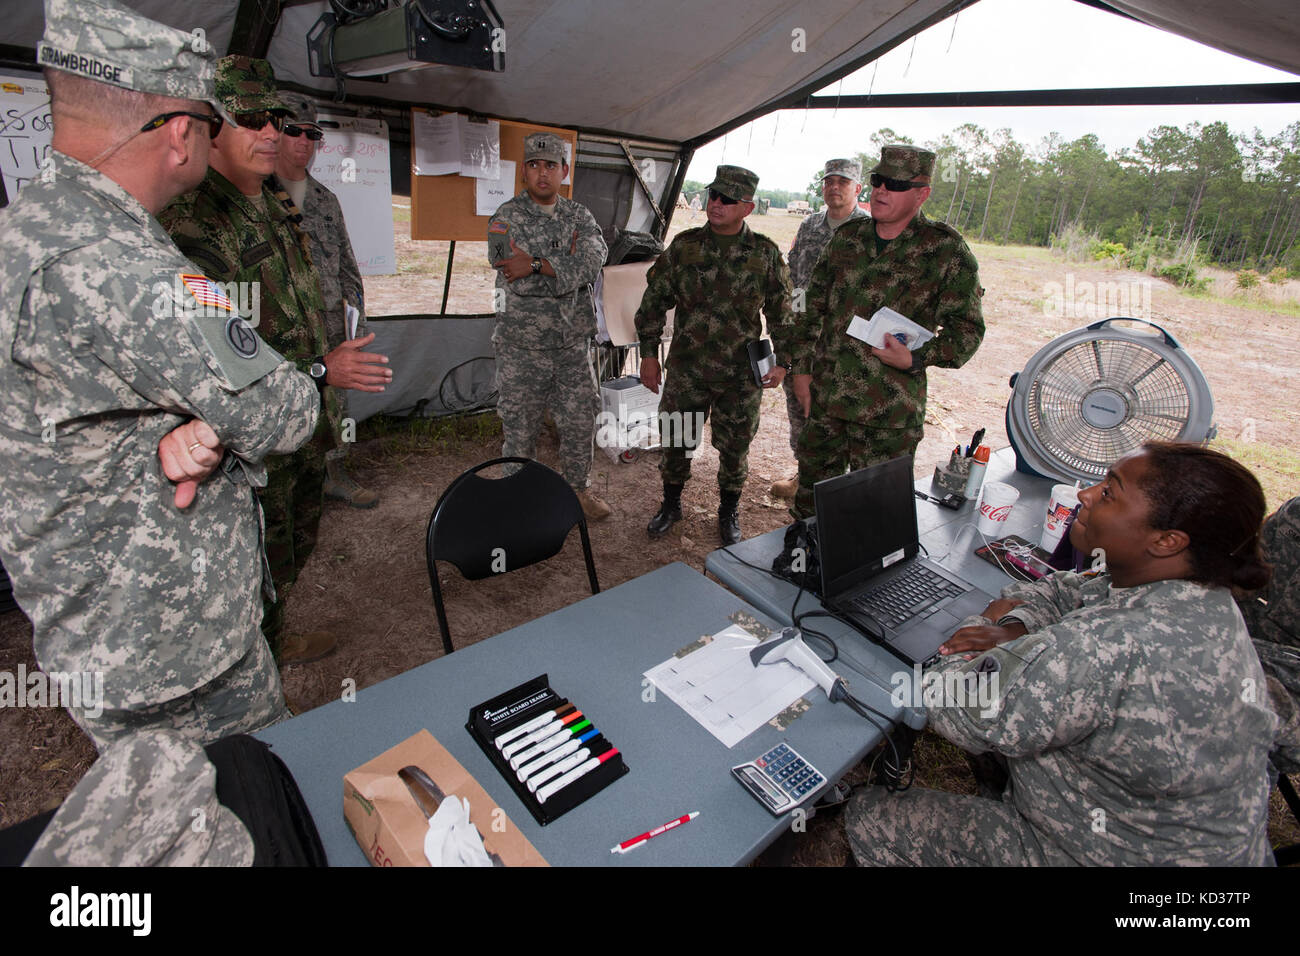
[787,215,819,290]
[910,234,984,372]
[927,622,1112,758]
[996,570,1092,633]
[634,240,680,359]
[786,238,834,374]
[545,205,606,295]
[763,245,796,365]
[40,246,318,464]
[329,190,367,333]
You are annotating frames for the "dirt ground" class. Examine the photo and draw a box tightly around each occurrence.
[2,205,1297,861]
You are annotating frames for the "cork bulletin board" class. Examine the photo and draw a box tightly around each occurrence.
[409,110,578,241]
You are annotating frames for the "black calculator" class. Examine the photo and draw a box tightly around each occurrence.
[731,742,827,815]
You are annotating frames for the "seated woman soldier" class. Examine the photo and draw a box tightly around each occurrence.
[845,442,1278,866]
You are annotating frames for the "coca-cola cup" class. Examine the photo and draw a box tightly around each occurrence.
[976,481,1020,537]
[1040,484,1081,552]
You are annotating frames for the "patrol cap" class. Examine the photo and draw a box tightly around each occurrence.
[39,0,217,103]
[523,132,566,164]
[819,158,862,183]
[872,145,936,181]
[215,54,288,115]
[281,93,320,129]
[707,164,759,202]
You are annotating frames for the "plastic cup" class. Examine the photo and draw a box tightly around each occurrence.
[976,481,1020,537]
[1039,484,1081,552]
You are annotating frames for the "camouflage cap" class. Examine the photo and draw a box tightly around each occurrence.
[872,145,936,181]
[23,730,254,867]
[39,0,216,102]
[215,54,288,115]
[819,158,862,183]
[523,132,566,164]
[707,164,758,202]
[281,93,320,128]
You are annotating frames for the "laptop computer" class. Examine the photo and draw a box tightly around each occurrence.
[812,455,996,666]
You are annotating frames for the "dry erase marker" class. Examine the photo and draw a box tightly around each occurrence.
[516,729,599,782]
[537,748,620,804]
[611,811,700,854]
[526,748,591,792]
[501,710,584,760]
[509,719,593,769]
[493,703,574,750]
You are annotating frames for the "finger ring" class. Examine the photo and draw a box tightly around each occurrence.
[188,441,203,452]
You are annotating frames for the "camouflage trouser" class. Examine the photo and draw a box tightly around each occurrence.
[67,635,288,753]
[845,784,1058,866]
[495,341,599,490]
[1255,639,1300,774]
[659,373,761,494]
[259,436,328,654]
[791,411,923,520]
[781,375,807,455]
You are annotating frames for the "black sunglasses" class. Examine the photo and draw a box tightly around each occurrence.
[139,110,223,140]
[233,110,285,132]
[870,173,928,192]
[284,125,324,142]
[708,188,743,205]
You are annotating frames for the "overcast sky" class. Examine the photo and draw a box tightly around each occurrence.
[687,0,1299,192]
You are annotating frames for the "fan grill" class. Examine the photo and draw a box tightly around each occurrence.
[1027,339,1190,479]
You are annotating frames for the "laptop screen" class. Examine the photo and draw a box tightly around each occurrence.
[814,455,920,600]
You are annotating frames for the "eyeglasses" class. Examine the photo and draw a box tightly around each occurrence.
[232,110,285,132]
[139,110,223,140]
[708,188,742,205]
[284,125,324,142]
[869,174,928,192]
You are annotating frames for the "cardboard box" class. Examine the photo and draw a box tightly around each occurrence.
[343,729,548,867]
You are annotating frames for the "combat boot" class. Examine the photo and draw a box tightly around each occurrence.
[324,458,379,509]
[647,481,684,538]
[719,490,742,545]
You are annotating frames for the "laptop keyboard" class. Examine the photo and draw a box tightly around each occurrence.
[849,564,964,629]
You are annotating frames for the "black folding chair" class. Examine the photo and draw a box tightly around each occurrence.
[425,457,600,656]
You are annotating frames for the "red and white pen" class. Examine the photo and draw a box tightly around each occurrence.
[611,811,700,854]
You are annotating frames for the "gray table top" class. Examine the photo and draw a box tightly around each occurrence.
[704,449,1063,725]
[257,561,898,867]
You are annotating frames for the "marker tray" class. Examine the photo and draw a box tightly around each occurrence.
[467,674,628,826]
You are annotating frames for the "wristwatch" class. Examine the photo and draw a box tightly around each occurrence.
[308,355,327,389]
[530,256,543,274]
[779,361,793,372]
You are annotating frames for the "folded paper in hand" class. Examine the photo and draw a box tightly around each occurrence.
[846,307,934,350]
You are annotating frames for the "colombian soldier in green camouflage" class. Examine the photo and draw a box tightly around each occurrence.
[0,0,320,750]
[25,730,254,866]
[273,94,379,509]
[787,145,985,520]
[161,56,392,665]
[488,132,610,519]
[1239,495,1300,773]
[635,165,794,544]
[772,158,867,498]
[848,445,1278,865]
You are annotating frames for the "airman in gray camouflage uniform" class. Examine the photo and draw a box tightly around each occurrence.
[488,132,610,519]
[848,445,1278,865]
[25,730,254,866]
[1239,495,1300,773]
[273,94,378,509]
[771,158,867,498]
[787,145,985,520]
[635,165,794,544]
[0,0,319,749]
[161,56,392,665]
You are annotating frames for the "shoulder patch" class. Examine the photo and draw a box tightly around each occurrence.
[179,274,236,313]
[489,220,510,235]
[929,219,965,240]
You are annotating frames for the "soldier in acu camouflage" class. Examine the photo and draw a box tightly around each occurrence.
[273,94,378,510]
[488,132,610,520]
[1238,495,1300,774]
[771,158,868,499]
[787,145,985,520]
[635,165,794,545]
[160,56,392,666]
[0,0,320,750]
[848,444,1278,865]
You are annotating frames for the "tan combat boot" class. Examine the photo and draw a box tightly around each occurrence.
[770,475,799,498]
[577,489,612,520]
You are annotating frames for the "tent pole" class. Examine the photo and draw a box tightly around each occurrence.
[440,240,455,315]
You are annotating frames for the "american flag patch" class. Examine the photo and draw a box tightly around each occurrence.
[179,274,235,312]
[488,220,509,234]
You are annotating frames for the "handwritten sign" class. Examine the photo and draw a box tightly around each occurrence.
[0,73,53,202]
[311,114,396,276]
